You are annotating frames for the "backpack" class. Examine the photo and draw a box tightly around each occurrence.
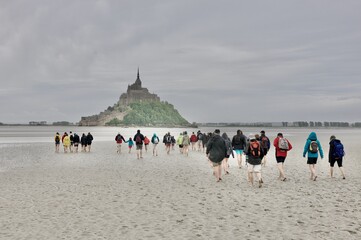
[260,136,268,149]
[234,135,241,145]
[55,135,60,142]
[278,138,289,150]
[135,135,142,144]
[309,141,318,153]
[166,135,172,144]
[153,137,159,144]
[249,141,261,157]
[332,140,344,159]
[116,135,123,143]
[197,133,203,141]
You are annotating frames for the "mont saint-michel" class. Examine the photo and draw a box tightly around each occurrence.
[79,69,191,127]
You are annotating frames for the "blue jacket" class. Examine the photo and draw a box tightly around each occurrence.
[303,132,324,158]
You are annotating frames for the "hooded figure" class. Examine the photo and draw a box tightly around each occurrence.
[303,132,324,159]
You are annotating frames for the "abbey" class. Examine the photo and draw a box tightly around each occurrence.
[78,69,175,126]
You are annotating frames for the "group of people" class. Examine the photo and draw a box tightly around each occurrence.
[54,131,93,153]
[206,129,346,187]
[115,130,160,158]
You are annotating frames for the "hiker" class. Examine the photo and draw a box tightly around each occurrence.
[197,130,203,152]
[62,132,70,153]
[144,136,150,152]
[86,132,94,152]
[127,137,134,153]
[54,132,61,153]
[328,135,346,179]
[190,132,198,151]
[182,131,191,156]
[245,134,264,188]
[231,130,247,168]
[164,132,172,154]
[134,130,145,159]
[69,131,74,153]
[115,133,126,154]
[303,132,324,181]
[259,130,271,166]
[151,133,160,156]
[176,132,184,154]
[273,133,292,181]
[81,133,87,152]
[73,133,80,153]
[206,129,227,182]
[221,132,233,175]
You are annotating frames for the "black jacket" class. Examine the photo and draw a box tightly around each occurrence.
[206,134,227,163]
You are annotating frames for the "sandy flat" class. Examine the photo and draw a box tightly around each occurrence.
[0,131,360,240]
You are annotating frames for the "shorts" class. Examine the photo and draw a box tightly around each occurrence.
[211,161,222,167]
[74,143,79,147]
[276,156,286,163]
[247,164,261,173]
[235,149,243,155]
[329,158,343,167]
[136,144,143,150]
[179,145,183,148]
[307,157,318,165]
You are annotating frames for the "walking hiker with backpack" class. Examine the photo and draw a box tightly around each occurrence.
[232,130,247,169]
[273,133,292,181]
[197,131,203,152]
[206,129,227,182]
[164,132,172,155]
[328,135,346,179]
[222,132,233,175]
[151,133,160,156]
[115,133,126,154]
[259,130,271,167]
[55,132,61,153]
[134,130,145,159]
[245,134,264,188]
[303,132,324,181]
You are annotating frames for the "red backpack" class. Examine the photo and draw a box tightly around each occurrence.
[249,141,261,157]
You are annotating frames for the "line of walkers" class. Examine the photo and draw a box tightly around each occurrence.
[206,129,345,187]
[54,131,93,153]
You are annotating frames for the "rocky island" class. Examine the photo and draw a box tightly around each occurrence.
[79,69,191,127]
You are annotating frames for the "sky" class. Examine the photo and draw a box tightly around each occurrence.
[1,0,361,124]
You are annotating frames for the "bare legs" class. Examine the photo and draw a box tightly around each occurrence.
[153,144,158,156]
[277,163,286,181]
[222,158,229,174]
[237,154,243,168]
[309,164,317,180]
[330,166,346,179]
[214,163,222,182]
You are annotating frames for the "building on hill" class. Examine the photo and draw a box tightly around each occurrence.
[78,69,186,127]
[118,68,160,106]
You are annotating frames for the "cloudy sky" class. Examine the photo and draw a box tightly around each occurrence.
[1,0,360,124]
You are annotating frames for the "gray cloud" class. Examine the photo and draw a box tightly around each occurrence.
[1,0,361,123]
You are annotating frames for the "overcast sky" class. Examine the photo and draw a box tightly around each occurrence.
[1,0,361,124]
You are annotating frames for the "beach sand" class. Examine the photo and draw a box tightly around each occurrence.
[1,129,361,239]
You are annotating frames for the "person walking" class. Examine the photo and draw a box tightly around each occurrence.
[197,131,204,152]
[115,133,126,154]
[73,133,80,153]
[259,130,271,166]
[54,132,61,153]
[328,135,346,179]
[134,130,145,159]
[232,130,247,168]
[62,133,70,153]
[176,132,184,154]
[127,137,134,153]
[81,133,87,152]
[151,133,160,156]
[221,132,233,175]
[206,129,227,182]
[86,132,94,152]
[144,136,150,152]
[273,133,292,181]
[303,132,324,181]
[182,131,191,156]
[245,135,264,187]
[190,132,198,151]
